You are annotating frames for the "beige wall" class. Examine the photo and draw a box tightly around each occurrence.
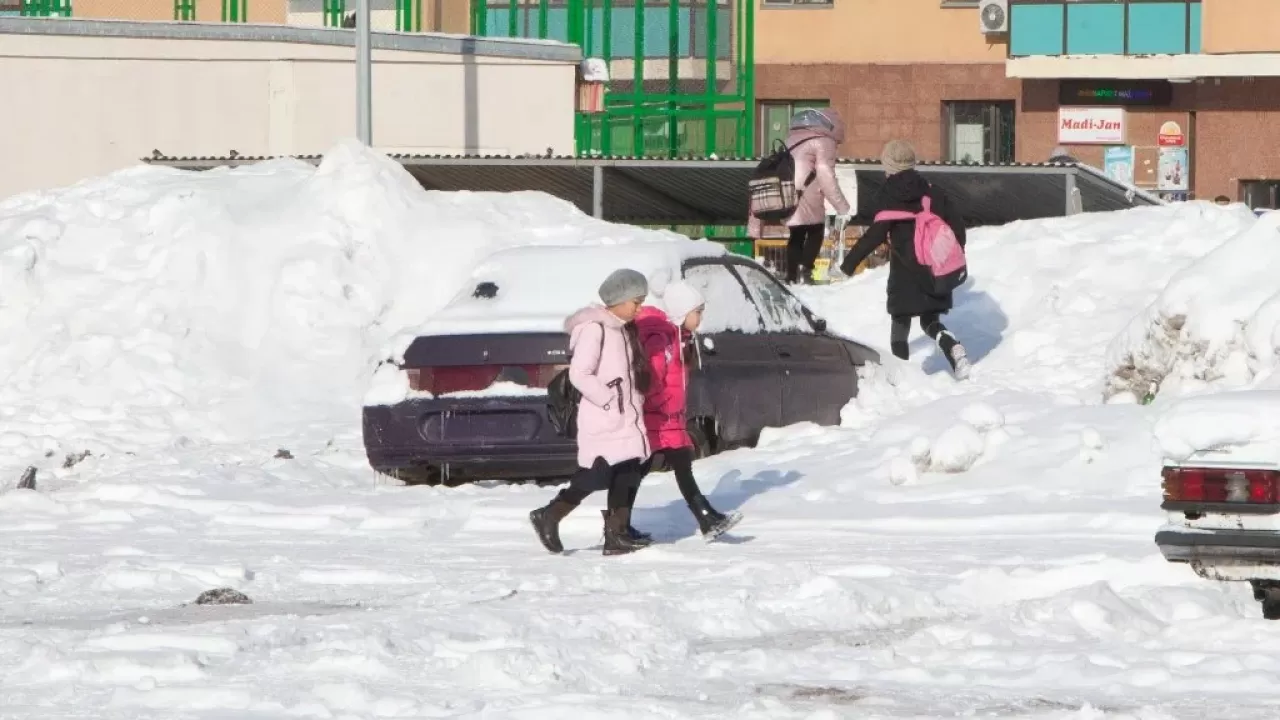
[756,0,1007,65]
[1201,0,1280,54]
[67,0,464,30]
[75,0,286,23]
[0,32,576,199]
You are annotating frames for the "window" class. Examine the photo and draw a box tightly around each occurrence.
[1240,181,1280,211]
[759,100,829,154]
[733,263,812,332]
[944,101,1015,164]
[1009,0,1202,57]
[682,263,762,333]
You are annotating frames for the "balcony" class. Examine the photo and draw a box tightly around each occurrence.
[1009,0,1201,57]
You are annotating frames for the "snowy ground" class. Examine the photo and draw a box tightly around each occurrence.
[4,145,1280,719]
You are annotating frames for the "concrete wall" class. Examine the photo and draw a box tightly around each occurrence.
[0,18,578,200]
[755,0,1007,65]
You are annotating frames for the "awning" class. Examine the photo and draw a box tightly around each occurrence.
[145,153,1162,228]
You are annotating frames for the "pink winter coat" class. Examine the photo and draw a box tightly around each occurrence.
[635,306,692,451]
[748,108,852,238]
[565,305,650,469]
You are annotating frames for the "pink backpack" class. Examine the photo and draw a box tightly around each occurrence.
[874,195,968,294]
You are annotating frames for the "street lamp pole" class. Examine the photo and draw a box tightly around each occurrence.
[355,0,372,146]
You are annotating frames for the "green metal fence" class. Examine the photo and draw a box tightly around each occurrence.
[472,0,754,159]
[174,0,195,20]
[19,0,71,15]
[222,0,246,22]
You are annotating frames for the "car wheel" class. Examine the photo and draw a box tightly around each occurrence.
[688,419,715,460]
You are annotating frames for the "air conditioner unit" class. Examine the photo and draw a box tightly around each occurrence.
[979,0,1008,34]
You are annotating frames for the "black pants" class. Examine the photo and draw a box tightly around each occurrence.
[890,313,957,361]
[555,457,646,510]
[644,447,704,507]
[786,223,826,284]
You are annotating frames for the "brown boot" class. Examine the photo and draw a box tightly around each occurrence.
[602,507,645,556]
[530,499,576,553]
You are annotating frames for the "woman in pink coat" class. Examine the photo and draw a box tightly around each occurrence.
[749,108,853,284]
[529,268,653,556]
[627,280,741,540]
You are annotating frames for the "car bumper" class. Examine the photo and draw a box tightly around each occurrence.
[363,397,578,481]
[1156,528,1280,581]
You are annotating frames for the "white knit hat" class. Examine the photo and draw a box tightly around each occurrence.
[661,280,705,325]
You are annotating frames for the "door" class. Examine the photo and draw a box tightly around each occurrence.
[728,260,856,427]
[681,260,784,442]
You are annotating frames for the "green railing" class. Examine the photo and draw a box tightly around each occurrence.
[19,0,71,15]
[319,0,426,30]
[472,1,755,159]
[174,0,195,20]
[222,0,246,22]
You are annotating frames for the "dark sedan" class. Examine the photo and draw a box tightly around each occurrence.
[362,253,879,485]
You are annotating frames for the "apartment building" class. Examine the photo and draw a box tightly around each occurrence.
[2,1,468,31]
[756,0,1280,206]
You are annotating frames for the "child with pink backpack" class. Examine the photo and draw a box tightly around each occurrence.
[838,140,972,380]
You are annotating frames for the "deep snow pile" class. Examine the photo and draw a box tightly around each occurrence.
[1107,209,1280,402]
[7,151,1280,718]
[799,200,1256,405]
[0,142,693,469]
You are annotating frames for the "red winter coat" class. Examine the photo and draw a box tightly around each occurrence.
[635,306,692,451]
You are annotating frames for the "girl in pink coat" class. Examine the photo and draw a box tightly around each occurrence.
[748,108,853,284]
[529,268,653,556]
[628,280,741,540]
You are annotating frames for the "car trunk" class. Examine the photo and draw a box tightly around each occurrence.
[1163,455,1280,532]
[399,332,569,446]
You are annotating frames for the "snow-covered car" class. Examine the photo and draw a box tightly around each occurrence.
[362,243,879,484]
[1154,391,1280,617]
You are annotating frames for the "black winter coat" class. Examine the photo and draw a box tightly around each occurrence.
[839,169,967,318]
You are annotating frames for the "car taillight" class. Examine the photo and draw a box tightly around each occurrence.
[1163,466,1280,504]
[405,364,567,395]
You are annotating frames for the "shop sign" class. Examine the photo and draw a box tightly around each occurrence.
[1059,79,1173,107]
[1058,107,1126,145]
[1158,120,1185,147]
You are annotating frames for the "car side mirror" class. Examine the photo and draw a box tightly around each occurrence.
[811,316,828,333]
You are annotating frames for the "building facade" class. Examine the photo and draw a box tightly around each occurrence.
[2,1,469,32]
[755,0,1280,207]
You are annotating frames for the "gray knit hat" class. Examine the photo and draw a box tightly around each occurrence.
[598,268,649,306]
[881,139,917,176]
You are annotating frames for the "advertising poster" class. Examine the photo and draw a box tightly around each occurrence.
[1103,146,1135,185]
[1158,146,1189,192]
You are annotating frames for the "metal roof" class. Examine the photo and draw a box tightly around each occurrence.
[145,153,1162,228]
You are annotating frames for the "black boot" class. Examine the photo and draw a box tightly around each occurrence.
[688,495,742,538]
[602,507,645,556]
[530,498,576,554]
[601,509,651,545]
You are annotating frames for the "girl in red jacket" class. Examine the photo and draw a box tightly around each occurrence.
[627,280,742,542]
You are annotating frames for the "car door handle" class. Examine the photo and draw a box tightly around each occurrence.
[777,349,792,358]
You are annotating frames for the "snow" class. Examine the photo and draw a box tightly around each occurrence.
[6,146,1280,718]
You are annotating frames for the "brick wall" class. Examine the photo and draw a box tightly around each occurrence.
[757,64,1280,200]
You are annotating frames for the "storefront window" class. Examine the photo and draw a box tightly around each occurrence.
[944,101,1015,164]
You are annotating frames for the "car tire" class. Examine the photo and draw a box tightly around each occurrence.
[688,419,714,460]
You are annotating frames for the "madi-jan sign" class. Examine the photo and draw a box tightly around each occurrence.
[1057,107,1126,145]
